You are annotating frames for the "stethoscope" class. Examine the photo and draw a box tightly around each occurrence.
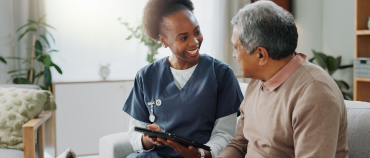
[147,99,162,122]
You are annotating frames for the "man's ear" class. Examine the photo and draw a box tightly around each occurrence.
[256,47,269,66]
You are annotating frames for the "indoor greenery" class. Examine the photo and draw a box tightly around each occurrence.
[118,17,162,63]
[7,15,62,91]
[309,50,353,100]
[0,56,6,64]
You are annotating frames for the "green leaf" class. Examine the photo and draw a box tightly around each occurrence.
[44,55,52,67]
[16,21,36,32]
[49,49,59,53]
[40,22,56,30]
[18,28,37,41]
[35,71,44,78]
[308,57,314,63]
[335,80,350,90]
[35,40,43,56]
[338,64,353,69]
[13,77,31,84]
[8,68,29,74]
[126,35,132,40]
[37,15,46,24]
[6,56,26,60]
[122,22,129,26]
[326,56,337,76]
[117,17,122,21]
[335,56,342,68]
[51,62,63,74]
[28,19,37,24]
[44,66,52,89]
[10,73,27,78]
[27,47,44,55]
[312,50,327,70]
[27,68,36,83]
[47,31,55,43]
[40,35,50,48]
[0,56,7,64]
[39,85,48,90]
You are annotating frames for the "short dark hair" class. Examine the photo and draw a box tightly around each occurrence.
[142,0,194,41]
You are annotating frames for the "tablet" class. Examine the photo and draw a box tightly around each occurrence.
[134,127,211,151]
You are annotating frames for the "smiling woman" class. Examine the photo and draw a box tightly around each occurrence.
[43,0,228,82]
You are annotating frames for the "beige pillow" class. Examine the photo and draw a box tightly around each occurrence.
[0,87,56,150]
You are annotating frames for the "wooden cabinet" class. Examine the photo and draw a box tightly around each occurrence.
[354,0,370,101]
[53,81,134,156]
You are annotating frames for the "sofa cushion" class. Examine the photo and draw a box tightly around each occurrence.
[0,87,55,150]
[345,100,370,158]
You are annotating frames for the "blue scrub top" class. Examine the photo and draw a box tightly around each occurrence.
[123,54,243,158]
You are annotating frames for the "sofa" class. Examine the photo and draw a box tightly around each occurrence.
[99,83,370,158]
[0,84,56,158]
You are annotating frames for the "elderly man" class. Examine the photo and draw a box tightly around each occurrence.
[218,1,349,158]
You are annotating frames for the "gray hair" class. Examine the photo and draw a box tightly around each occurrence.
[231,0,298,60]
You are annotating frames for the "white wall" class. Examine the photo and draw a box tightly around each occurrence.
[322,0,355,92]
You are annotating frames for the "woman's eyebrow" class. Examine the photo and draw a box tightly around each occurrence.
[193,26,199,32]
[175,26,200,38]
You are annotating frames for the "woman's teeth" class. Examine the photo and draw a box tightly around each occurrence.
[187,48,198,54]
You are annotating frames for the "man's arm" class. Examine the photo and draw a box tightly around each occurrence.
[217,106,248,158]
[293,81,346,157]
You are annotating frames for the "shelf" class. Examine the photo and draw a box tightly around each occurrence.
[355,77,370,82]
[356,30,370,35]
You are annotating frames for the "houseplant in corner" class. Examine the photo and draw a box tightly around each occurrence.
[309,50,353,100]
[118,17,162,63]
[7,15,62,91]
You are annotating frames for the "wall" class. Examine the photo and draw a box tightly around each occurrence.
[322,0,355,93]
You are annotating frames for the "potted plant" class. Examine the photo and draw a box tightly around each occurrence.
[7,15,62,91]
[309,50,353,100]
[118,17,162,63]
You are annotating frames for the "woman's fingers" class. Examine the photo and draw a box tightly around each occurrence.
[147,123,161,131]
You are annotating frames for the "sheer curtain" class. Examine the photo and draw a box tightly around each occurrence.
[43,0,249,82]
[0,0,46,84]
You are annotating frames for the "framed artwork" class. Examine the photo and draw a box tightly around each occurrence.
[251,0,293,14]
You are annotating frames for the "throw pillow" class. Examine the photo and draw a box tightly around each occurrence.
[0,87,56,150]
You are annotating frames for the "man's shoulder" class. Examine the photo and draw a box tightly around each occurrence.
[290,60,338,89]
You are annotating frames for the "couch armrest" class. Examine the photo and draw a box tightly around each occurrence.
[99,132,134,158]
[23,111,52,158]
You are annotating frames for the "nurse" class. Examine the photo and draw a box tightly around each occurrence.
[123,0,243,158]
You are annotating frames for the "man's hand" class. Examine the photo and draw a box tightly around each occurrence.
[157,138,200,158]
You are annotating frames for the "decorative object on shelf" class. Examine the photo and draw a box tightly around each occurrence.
[368,16,370,29]
[355,58,370,78]
[99,64,110,80]
[309,50,353,100]
[118,17,162,64]
[0,56,6,64]
[6,15,62,91]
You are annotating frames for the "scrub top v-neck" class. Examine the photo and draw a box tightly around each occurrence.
[123,54,243,158]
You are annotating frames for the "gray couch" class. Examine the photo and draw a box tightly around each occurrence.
[99,83,370,158]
